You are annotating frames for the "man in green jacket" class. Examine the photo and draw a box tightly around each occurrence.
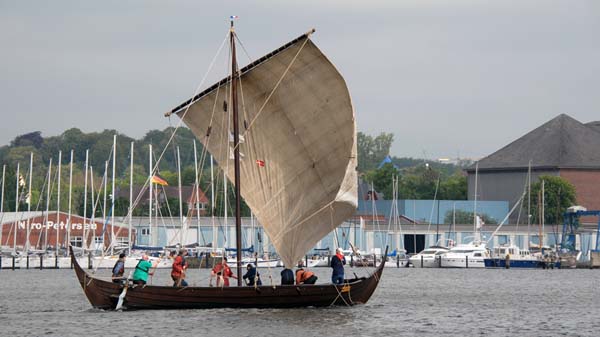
[132,254,159,285]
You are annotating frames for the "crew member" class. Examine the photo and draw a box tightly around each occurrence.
[171,249,189,287]
[211,257,236,287]
[331,247,346,285]
[132,254,159,285]
[295,268,318,285]
[243,263,262,286]
[280,266,294,285]
[111,253,127,284]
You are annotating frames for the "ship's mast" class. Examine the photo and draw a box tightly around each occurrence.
[230,18,243,286]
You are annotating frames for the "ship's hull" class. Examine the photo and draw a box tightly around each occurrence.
[484,258,560,269]
[440,256,486,268]
[71,247,385,310]
[409,256,439,268]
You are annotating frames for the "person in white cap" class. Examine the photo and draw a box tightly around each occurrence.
[330,247,346,284]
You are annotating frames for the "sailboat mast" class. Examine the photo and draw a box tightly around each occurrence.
[473,162,478,240]
[129,142,134,254]
[0,164,5,250]
[14,162,19,253]
[90,167,96,250]
[177,146,184,245]
[26,153,33,253]
[210,155,216,251]
[111,135,116,255]
[44,159,52,251]
[149,144,154,246]
[193,140,201,246]
[56,150,62,256]
[68,150,73,254]
[527,161,531,250]
[541,179,545,248]
[230,19,243,286]
[83,150,88,252]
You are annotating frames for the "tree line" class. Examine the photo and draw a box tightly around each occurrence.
[2,129,575,225]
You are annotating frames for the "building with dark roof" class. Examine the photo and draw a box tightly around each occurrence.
[466,114,600,221]
[116,185,210,216]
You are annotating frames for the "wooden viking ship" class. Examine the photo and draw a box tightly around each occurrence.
[73,18,386,310]
[71,246,385,309]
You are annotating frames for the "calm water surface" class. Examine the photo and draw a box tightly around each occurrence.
[0,267,599,337]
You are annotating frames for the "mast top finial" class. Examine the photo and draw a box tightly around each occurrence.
[229,15,239,28]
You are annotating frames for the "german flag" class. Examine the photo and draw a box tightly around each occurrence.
[151,175,168,186]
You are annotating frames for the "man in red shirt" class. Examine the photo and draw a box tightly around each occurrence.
[171,249,188,287]
[211,257,237,287]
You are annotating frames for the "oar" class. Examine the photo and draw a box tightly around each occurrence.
[149,258,161,285]
[115,271,133,310]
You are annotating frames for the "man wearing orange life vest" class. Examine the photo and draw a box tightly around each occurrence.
[295,268,318,285]
[211,257,237,287]
[171,249,188,287]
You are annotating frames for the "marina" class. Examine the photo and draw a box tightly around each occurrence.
[2,0,600,335]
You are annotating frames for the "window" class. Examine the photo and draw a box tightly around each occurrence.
[94,237,104,244]
[116,237,129,245]
[141,228,151,235]
[71,237,83,247]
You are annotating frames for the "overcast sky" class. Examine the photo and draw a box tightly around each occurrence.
[1,0,599,159]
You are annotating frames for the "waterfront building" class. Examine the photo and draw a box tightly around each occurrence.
[466,114,600,217]
[0,211,133,252]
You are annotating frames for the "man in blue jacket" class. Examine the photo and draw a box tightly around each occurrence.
[330,248,346,284]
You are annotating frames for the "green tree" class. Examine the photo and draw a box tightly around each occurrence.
[439,174,467,200]
[357,132,394,172]
[443,209,498,225]
[364,163,399,199]
[530,175,576,225]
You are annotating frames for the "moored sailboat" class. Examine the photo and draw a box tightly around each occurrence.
[72,19,385,309]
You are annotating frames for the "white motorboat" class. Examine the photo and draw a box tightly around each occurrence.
[409,246,449,268]
[440,241,489,268]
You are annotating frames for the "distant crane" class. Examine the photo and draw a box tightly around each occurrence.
[561,207,600,253]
